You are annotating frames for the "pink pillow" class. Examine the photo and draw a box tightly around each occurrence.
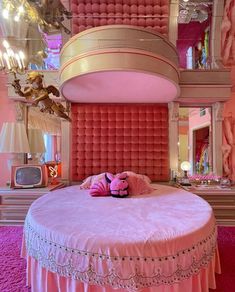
[81,171,154,196]
[124,171,154,195]
[90,178,110,197]
[80,173,106,189]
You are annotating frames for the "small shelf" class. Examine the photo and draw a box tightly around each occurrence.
[0,183,65,225]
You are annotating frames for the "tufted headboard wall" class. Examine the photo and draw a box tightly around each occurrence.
[71,0,169,36]
[71,104,169,182]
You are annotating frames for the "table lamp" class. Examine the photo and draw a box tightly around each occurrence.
[0,122,30,168]
[180,161,191,186]
[28,128,46,164]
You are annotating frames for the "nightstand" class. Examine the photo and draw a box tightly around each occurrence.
[0,183,65,225]
[179,184,235,226]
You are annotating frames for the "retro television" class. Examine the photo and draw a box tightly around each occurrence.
[11,164,48,189]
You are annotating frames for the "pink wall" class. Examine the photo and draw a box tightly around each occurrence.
[188,108,211,130]
[219,3,235,180]
[222,66,235,180]
[224,67,235,117]
[0,75,17,186]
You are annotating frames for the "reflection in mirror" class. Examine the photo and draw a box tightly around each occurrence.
[178,107,212,176]
[28,128,46,164]
[28,107,61,165]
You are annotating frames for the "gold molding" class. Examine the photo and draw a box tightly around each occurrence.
[60,50,180,95]
[61,25,179,67]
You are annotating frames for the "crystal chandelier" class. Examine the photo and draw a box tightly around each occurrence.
[0,0,71,75]
[1,0,71,34]
[0,40,26,76]
[2,0,38,23]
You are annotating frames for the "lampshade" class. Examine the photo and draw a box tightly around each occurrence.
[28,128,46,153]
[181,161,191,171]
[0,122,30,153]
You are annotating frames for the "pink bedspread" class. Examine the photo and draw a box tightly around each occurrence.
[22,184,220,292]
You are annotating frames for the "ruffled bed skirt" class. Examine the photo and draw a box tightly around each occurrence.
[24,248,221,292]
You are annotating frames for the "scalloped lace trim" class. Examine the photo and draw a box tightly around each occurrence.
[24,219,217,291]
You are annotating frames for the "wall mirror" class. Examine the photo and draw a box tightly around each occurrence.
[27,107,62,166]
[178,107,212,176]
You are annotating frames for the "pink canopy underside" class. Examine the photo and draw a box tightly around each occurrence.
[61,71,178,103]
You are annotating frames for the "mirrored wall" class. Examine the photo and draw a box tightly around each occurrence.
[178,107,212,175]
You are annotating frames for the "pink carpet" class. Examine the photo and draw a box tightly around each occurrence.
[0,226,234,292]
[0,226,30,292]
[210,226,235,292]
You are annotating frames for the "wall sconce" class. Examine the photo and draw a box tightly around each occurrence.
[0,122,30,169]
[180,161,191,186]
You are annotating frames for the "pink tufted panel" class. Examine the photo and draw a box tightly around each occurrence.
[71,0,169,36]
[71,104,169,182]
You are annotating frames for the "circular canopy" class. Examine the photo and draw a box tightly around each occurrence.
[60,25,180,103]
[61,70,179,103]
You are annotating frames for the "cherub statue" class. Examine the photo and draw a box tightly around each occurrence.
[12,71,71,122]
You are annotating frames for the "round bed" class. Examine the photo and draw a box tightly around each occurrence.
[22,184,221,292]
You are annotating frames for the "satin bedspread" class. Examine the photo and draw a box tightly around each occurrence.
[22,184,221,292]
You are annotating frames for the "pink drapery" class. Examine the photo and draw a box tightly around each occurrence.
[23,251,220,292]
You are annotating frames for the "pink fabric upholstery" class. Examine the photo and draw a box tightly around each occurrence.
[22,184,221,291]
[71,0,169,36]
[80,173,108,189]
[90,178,110,196]
[126,171,155,195]
[71,104,169,181]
